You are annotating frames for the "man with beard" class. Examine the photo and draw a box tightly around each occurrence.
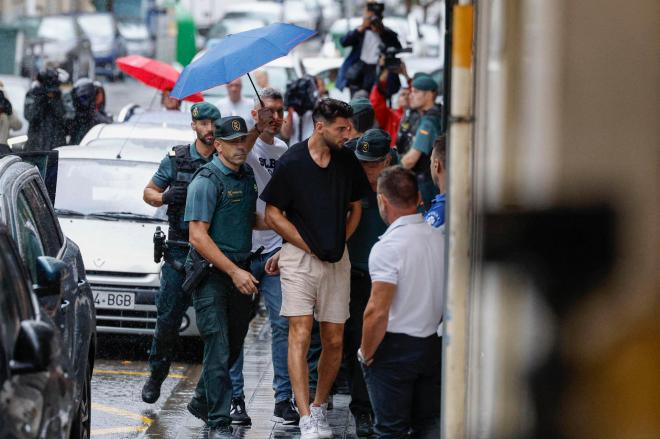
[140,102,221,403]
[261,98,370,439]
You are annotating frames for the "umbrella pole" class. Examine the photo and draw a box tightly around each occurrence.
[247,72,265,108]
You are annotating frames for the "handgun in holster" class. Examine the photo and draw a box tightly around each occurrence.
[181,247,212,294]
[153,226,187,272]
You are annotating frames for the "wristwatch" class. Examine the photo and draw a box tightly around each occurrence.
[357,348,373,366]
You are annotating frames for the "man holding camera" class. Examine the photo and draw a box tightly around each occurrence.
[337,2,401,98]
[24,68,68,151]
[0,81,22,146]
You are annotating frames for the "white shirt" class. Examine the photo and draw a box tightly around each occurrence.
[289,110,315,144]
[246,136,288,253]
[216,97,254,129]
[368,214,445,338]
[360,30,382,65]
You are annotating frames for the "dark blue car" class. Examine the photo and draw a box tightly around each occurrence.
[0,153,96,438]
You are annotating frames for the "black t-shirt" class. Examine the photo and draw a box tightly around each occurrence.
[260,139,370,262]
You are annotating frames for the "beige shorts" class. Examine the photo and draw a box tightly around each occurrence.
[278,242,351,323]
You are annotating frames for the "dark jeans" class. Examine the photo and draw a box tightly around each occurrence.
[148,246,190,382]
[344,269,372,414]
[190,269,256,428]
[349,62,378,97]
[362,333,442,439]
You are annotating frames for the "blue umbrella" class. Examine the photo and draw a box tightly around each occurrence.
[170,23,316,104]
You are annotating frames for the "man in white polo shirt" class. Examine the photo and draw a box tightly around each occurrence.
[358,165,444,438]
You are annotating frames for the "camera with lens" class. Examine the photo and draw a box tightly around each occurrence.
[284,75,319,116]
[0,91,12,116]
[381,45,413,71]
[367,2,385,17]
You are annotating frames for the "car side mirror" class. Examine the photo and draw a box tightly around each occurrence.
[10,320,55,374]
[33,256,68,300]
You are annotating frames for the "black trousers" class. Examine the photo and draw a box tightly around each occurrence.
[344,269,373,414]
[362,333,442,438]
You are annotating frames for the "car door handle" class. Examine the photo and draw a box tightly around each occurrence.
[60,300,71,311]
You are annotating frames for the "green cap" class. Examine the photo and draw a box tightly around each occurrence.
[191,102,221,121]
[411,75,438,92]
[354,129,392,162]
[214,116,249,140]
[349,97,373,115]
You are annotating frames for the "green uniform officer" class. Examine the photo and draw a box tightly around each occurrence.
[345,129,395,436]
[141,101,220,405]
[400,74,443,211]
[184,116,260,439]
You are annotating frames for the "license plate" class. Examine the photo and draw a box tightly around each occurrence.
[93,291,135,310]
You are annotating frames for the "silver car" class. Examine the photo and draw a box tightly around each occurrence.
[54,142,199,337]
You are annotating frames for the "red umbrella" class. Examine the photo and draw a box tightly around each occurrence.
[116,55,203,102]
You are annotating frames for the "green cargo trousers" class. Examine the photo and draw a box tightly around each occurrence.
[189,269,256,428]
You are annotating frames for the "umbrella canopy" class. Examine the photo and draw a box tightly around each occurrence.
[116,55,203,102]
[170,23,316,100]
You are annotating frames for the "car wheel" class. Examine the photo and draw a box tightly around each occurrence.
[70,363,91,439]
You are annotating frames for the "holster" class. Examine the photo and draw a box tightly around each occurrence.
[181,248,211,294]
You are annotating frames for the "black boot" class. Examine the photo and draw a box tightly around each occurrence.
[208,425,233,439]
[187,400,208,422]
[141,377,162,404]
[354,411,374,437]
[230,397,252,425]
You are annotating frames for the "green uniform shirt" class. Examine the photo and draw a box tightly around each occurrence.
[412,113,442,157]
[347,189,388,273]
[151,143,212,189]
[184,155,258,260]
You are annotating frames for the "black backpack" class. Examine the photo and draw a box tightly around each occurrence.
[284,75,318,116]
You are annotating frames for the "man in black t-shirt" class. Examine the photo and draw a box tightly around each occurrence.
[261,98,369,438]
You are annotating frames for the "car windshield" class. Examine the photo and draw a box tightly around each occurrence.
[38,16,76,41]
[208,18,265,40]
[78,14,114,38]
[55,158,166,221]
[85,138,174,151]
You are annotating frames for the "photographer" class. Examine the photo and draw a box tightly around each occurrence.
[0,81,22,145]
[369,57,412,145]
[337,1,402,97]
[281,75,318,144]
[24,68,68,151]
[68,78,108,145]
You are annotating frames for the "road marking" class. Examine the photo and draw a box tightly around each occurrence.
[94,369,185,379]
[93,402,154,425]
[91,425,148,436]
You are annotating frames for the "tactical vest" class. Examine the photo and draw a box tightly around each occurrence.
[193,162,257,261]
[395,109,421,155]
[166,144,205,241]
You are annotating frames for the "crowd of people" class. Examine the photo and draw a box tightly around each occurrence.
[140,33,447,437]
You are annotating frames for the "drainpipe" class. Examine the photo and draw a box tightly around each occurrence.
[442,1,474,438]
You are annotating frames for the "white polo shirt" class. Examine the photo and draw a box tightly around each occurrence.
[368,213,445,338]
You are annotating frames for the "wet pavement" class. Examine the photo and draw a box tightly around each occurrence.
[91,315,361,438]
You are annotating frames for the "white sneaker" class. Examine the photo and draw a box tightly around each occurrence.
[310,403,333,438]
[299,414,320,439]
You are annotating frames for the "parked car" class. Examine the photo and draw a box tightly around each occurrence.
[53,143,200,338]
[0,153,96,438]
[79,121,194,147]
[21,14,95,82]
[0,74,30,136]
[76,12,128,81]
[117,19,155,57]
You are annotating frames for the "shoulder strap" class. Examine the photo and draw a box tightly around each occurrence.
[195,165,225,198]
